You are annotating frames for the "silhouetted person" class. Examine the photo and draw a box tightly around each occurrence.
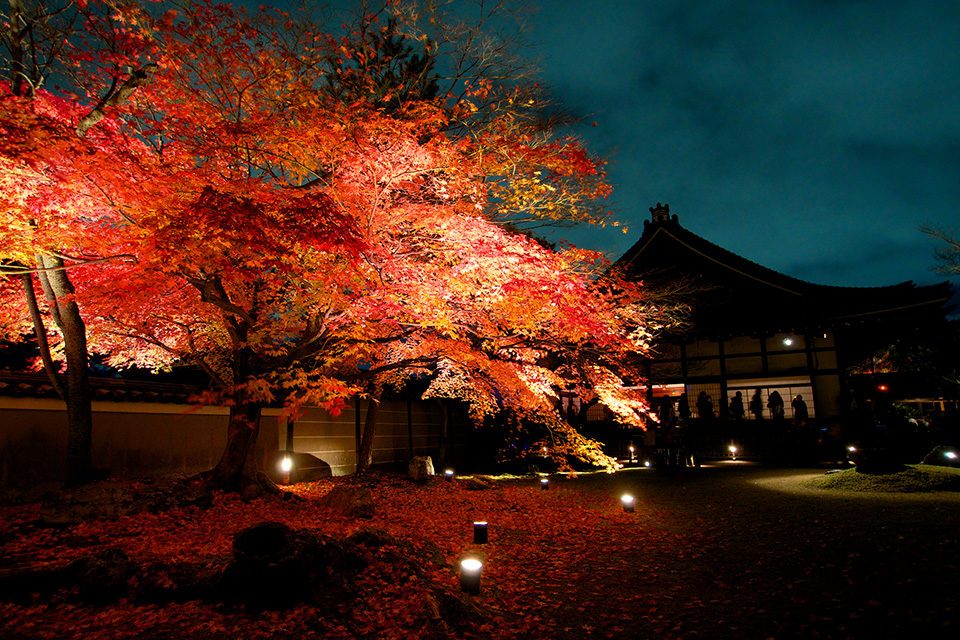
[696,391,714,421]
[750,388,764,421]
[792,394,809,426]
[677,393,691,421]
[768,390,785,424]
[730,391,745,420]
[658,396,676,428]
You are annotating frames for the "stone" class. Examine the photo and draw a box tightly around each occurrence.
[321,485,375,519]
[408,456,435,482]
[222,522,368,608]
[68,548,134,603]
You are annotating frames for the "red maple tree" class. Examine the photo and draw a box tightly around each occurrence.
[1,1,657,493]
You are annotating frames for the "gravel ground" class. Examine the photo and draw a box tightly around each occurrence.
[554,464,960,639]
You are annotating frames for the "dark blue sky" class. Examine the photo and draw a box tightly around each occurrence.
[523,0,960,288]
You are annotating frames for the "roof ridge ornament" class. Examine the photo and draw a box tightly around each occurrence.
[649,202,672,223]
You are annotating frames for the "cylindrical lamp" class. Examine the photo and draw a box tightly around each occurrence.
[540,477,549,490]
[621,494,635,513]
[460,558,483,594]
[444,469,455,481]
[473,521,488,544]
[280,455,293,485]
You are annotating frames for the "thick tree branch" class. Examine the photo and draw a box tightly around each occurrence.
[76,62,158,138]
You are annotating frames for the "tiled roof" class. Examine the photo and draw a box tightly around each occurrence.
[616,212,953,333]
[0,372,203,403]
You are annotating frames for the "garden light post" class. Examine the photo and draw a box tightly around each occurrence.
[473,521,488,544]
[460,558,483,594]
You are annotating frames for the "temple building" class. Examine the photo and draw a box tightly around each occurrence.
[617,203,954,424]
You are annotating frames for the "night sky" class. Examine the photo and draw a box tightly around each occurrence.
[521,1,960,289]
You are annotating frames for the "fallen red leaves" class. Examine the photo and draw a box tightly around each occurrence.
[0,474,698,639]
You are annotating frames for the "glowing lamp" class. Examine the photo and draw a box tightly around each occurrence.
[847,445,857,453]
[643,460,651,468]
[540,478,550,490]
[542,446,549,454]
[877,384,889,392]
[945,451,958,461]
[783,337,794,346]
[444,469,455,481]
[460,558,483,594]
[280,455,293,484]
[621,494,635,513]
[473,521,488,544]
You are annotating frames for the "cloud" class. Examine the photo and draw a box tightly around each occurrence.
[526,0,960,287]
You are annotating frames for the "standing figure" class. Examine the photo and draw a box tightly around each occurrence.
[768,390,785,424]
[750,388,764,421]
[658,396,676,428]
[792,394,809,426]
[677,393,691,421]
[696,391,714,421]
[730,391,745,420]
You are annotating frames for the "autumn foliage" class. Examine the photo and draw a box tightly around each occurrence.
[0,1,657,489]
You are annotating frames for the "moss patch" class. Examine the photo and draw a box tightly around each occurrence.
[806,465,960,493]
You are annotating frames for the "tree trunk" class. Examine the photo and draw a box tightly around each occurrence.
[438,400,448,469]
[204,348,277,496]
[205,399,274,495]
[36,256,94,485]
[356,396,380,475]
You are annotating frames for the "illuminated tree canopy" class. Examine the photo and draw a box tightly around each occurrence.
[0,0,660,493]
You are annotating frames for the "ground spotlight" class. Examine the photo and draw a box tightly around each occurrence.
[460,558,483,594]
[473,521,488,544]
[540,477,550,490]
[621,494,635,513]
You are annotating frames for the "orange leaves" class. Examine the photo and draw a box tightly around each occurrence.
[0,0,659,471]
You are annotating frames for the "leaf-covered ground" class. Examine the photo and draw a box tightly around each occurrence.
[2,466,958,639]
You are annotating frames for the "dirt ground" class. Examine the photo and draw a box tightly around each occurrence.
[1,465,957,639]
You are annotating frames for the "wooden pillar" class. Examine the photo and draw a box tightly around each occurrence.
[804,332,820,417]
[354,396,362,467]
[407,397,414,459]
[285,415,295,451]
[760,335,769,375]
[717,338,729,418]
